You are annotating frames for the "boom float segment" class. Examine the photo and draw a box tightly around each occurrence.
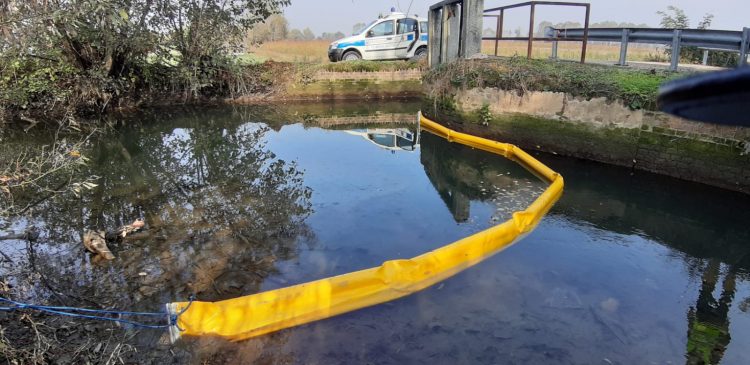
[166,112,564,342]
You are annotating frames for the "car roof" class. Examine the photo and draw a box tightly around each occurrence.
[381,12,427,22]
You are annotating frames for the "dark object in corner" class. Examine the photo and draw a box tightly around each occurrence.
[658,67,750,126]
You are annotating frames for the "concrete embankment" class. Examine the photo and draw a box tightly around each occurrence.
[423,88,750,193]
[221,59,749,194]
[228,68,424,103]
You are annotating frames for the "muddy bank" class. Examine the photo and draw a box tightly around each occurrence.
[422,89,750,193]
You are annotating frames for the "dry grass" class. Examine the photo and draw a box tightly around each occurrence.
[247,40,332,63]
[244,40,667,64]
[480,40,666,62]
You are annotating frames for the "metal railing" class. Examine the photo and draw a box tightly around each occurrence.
[547,27,750,70]
[482,1,591,63]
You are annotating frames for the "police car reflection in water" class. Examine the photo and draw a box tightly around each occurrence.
[344,128,420,153]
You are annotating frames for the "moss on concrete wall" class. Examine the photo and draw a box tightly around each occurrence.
[422,98,750,193]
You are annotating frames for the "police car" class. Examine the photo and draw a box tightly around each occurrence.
[328,11,428,62]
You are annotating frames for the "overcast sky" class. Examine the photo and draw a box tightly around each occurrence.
[283,0,748,36]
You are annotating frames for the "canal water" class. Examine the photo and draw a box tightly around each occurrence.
[1,101,749,364]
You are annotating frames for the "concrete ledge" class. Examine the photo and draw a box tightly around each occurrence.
[430,88,750,193]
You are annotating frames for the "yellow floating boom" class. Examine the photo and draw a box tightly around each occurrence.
[166,112,564,342]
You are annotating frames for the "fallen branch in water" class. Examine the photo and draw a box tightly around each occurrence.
[0,248,12,262]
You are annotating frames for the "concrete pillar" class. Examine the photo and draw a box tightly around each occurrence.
[428,8,442,67]
[441,3,461,64]
[459,0,484,58]
[618,29,629,66]
[670,29,681,71]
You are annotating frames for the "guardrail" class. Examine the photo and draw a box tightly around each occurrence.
[546,27,750,70]
[482,1,591,63]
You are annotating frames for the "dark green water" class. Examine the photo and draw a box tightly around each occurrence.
[1,101,749,364]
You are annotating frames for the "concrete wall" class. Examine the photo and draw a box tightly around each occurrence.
[430,88,750,193]
[429,0,484,66]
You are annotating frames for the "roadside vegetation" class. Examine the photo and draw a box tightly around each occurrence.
[0,0,289,128]
[424,57,683,110]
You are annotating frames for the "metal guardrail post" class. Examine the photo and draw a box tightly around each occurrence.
[618,29,630,66]
[740,27,749,67]
[551,40,558,60]
[527,3,535,59]
[581,3,590,63]
[670,29,682,71]
[494,9,504,56]
[702,50,709,65]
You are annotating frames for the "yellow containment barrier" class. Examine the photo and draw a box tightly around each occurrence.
[166,112,564,342]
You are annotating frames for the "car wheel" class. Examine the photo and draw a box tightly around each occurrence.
[342,51,361,61]
[412,47,428,60]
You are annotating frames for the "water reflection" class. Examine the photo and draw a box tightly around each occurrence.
[534,153,750,365]
[344,128,419,152]
[1,110,314,362]
[420,132,546,223]
[1,103,749,364]
[687,259,734,364]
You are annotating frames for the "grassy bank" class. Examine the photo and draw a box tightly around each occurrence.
[0,59,424,129]
[424,57,685,110]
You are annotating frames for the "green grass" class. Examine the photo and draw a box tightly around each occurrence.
[319,60,425,73]
[424,56,688,110]
[234,53,265,65]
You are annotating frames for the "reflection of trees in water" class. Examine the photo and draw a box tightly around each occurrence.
[419,133,750,364]
[419,132,545,223]
[528,155,750,364]
[6,118,313,362]
[685,259,736,365]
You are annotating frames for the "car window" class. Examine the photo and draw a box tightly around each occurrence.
[368,20,394,37]
[420,21,428,34]
[369,133,396,147]
[397,19,417,34]
[354,20,377,35]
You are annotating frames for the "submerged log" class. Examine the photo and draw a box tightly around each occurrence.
[83,230,115,260]
[84,219,145,260]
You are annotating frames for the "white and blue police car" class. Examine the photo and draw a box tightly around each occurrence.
[328,10,429,62]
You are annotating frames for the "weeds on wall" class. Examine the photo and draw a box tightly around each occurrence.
[423,57,684,111]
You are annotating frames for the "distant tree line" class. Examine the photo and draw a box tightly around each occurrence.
[246,14,347,44]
